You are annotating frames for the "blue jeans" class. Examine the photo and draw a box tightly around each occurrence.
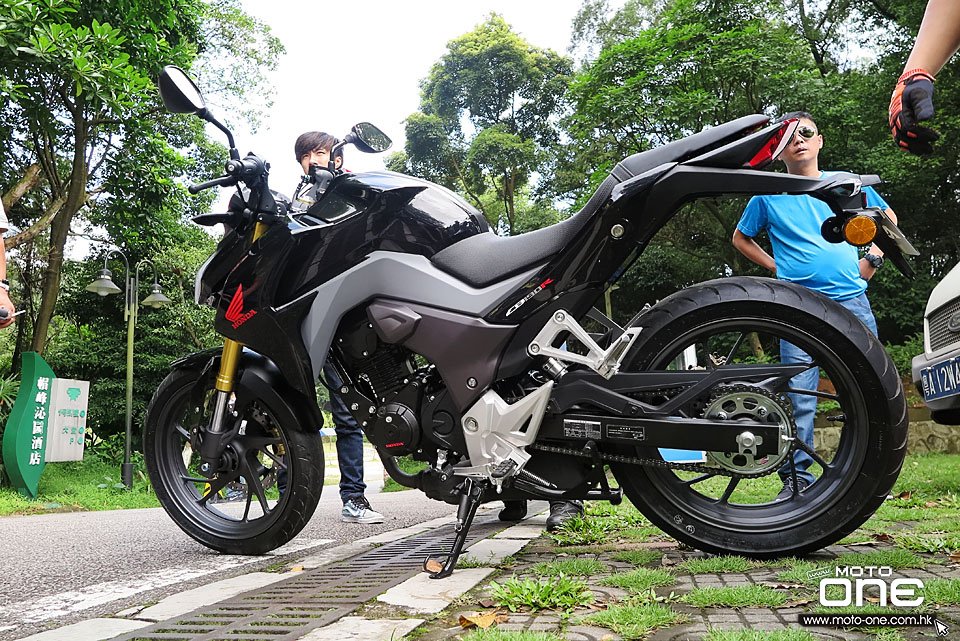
[277,361,366,504]
[779,292,877,486]
[322,361,367,503]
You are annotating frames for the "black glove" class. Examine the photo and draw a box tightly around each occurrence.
[889,70,939,155]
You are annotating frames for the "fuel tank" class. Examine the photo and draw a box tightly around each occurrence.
[277,170,490,302]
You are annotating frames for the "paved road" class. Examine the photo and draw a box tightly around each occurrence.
[0,485,459,640]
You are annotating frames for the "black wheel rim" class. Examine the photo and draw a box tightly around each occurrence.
[154,379,292,540]
[630,316,871,532]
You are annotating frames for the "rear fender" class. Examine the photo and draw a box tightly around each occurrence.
[170,348,323,433]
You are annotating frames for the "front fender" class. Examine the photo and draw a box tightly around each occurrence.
[170,348,323,433]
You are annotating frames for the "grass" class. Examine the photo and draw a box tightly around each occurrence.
[598,567,675,593]
[380,455,428,493]
[618,526,666,541]
[683,585,790,608]
[531,559,607,576]
[487,573,593,612]
[549,544,619,554]
[833,549,927,570]
[776,550,927,587]
[678,556,755,574]
[458,631,565,641]
[705,630,817,641]
[922,578,960,605]
[457,554,516,569]
[546,515,616,546]
[0,459,159,515]
[610,549,662,566]
[579,602,686,640]
[893,532,960,553]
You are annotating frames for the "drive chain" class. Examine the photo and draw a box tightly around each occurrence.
[528,442,774,479]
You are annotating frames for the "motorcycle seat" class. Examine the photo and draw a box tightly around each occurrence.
[613,114,770,179]
[430,114,770,289]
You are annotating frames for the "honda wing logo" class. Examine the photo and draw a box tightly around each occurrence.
[225,284,257,328]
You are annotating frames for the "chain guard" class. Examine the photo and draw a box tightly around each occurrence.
[531,384,797,480]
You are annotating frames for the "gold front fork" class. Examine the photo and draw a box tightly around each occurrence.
[208,221,269,436]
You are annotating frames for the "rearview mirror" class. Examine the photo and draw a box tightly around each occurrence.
[350,122,392,153]
[158,65,206,115]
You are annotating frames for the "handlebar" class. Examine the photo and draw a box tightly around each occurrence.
[188,155,267,194]
[225,156,266,178]
[188,175,238,194]
[187,176,237,194]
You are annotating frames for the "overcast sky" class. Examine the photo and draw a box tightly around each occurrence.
[200,0,601,202]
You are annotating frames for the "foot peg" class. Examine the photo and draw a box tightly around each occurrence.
[423,479,484,579]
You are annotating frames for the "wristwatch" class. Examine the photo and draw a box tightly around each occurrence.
[864,253,884,269]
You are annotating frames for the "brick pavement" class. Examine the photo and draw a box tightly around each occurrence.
[406,536,960,641]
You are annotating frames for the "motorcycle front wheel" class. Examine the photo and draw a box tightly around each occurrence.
[612,277,907,558]
[144,367,324,554]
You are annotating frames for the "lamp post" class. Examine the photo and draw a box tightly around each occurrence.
[85,251,172,488]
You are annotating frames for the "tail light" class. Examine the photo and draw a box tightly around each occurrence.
[745,119,799,169]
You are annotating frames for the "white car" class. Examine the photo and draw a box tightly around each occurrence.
[913,261,960,425]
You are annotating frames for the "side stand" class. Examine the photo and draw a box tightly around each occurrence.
[423,478,485,579]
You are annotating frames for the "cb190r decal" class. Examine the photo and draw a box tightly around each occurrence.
[506,278,554,317]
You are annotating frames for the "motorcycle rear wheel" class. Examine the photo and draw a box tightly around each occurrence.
[612,277,907,558]
[144,367,323,554]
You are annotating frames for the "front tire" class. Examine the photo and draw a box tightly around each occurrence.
[144,367,323,554]
[612,277,907,557]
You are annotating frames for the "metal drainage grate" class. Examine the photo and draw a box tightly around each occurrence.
[113,517,506,641]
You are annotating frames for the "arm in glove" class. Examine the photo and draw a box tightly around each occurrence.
[889,69,939,154]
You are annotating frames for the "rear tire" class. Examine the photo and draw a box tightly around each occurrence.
[145,367,323,554]
[612,277,907,557]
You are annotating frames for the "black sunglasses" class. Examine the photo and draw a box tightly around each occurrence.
[797,125,818,139]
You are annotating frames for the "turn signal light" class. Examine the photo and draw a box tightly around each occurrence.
[842,215,878,247]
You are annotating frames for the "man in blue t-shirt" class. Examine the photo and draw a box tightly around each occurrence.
[732,111,898,500]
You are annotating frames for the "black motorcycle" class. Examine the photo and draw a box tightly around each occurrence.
[147,65,917,578]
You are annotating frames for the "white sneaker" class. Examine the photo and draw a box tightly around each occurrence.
[341,495,384,524]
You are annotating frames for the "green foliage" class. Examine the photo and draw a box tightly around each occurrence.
[885,332,923,379]
[0,0,281,424]
[397,13,571,235]
[0,456,159,515]
[458,630,564,641]
[922,578,960,605]
[0,372,20,426]
[579,601,686,639]
[598,567,675,593]
[547,514,617,546]
[381,455,429,493]
[531,558,607,576]
[682,584,789,608]
[704,630,816,641]
[42,233,219,441]
[678,556,755,574]
[610,549,661,566]
[487,572,594,612]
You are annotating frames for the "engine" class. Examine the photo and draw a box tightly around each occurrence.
[334,309,422,456]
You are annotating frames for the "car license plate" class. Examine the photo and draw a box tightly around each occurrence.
[920,357,960,401]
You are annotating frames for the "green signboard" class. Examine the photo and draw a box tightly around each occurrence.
[2,353,56,498]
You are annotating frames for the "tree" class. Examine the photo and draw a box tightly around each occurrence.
[393,14,572,235]
[0,0,281,358]
[45,226,220,441]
